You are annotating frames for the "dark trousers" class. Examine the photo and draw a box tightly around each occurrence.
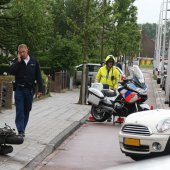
[15,87,33,133]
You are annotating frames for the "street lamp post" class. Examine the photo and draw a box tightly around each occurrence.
[165,37,170,104]
[155,2,164,70]
[161,0,169,86]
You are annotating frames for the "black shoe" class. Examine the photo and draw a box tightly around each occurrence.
[18,132,25,137]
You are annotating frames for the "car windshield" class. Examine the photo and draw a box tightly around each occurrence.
[88,65,100,72]
[116,67,124,75]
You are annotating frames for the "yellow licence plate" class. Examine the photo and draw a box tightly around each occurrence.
[124,138,140,146]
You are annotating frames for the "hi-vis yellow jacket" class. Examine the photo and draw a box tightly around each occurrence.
[95,65,120,89]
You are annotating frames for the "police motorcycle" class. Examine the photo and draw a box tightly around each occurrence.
[0,124,24,155]
[87,65,150,122]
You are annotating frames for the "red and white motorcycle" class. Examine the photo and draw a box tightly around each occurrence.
[88,66,150,122]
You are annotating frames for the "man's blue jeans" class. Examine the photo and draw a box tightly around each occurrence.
[15,87,33,133]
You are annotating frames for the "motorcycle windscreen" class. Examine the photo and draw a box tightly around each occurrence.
[120,89,141,103]
[133,66,145,83]
[129,65,147,89]
[126,83,138,91]
[128,65,145,85]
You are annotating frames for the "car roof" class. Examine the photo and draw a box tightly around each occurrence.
[115,66,124,75]
[75,63,101,68]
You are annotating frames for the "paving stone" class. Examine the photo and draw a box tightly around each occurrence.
[0,89,90,169]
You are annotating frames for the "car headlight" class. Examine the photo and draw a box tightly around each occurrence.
[156,118,170,132]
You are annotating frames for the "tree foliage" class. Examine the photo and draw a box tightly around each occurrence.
[0,0,19,63]
[10,0,53,57]
[111,0,140,58]
[140,23,157,41]
[0,0,141,72]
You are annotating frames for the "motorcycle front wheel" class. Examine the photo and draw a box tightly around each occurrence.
[91,105,109,122]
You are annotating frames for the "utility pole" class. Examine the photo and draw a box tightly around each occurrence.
[100,0,107,65]
[164,0,170,104]
[156,1,164,69]
[165,37,170,104]
[155,3,163,69]
[138,24,142,59]
[157,0,164,63]
[78,0,90,105]
[161,0,168,86]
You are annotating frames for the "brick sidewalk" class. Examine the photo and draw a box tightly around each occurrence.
[0,89,90,170]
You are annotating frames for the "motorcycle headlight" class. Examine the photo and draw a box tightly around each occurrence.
[156,118,170,132]
[135,87,141,92]
[136,88,146,95]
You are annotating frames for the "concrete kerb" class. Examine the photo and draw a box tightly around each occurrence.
[22,113,90,170]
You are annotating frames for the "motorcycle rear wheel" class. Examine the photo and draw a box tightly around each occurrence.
[91,105,109,122]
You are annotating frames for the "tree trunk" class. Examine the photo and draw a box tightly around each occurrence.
[100,0,107,65]
[78,0,90,104]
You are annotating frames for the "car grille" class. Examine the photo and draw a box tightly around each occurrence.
[123,144,149,152]
[122,124,151,136]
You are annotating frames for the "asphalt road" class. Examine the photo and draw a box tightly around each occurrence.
[35,121,134,170]
[34,69,157,170]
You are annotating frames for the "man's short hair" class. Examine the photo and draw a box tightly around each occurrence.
[18,44,28,50]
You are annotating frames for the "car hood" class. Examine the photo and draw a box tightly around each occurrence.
[124,109,170,134]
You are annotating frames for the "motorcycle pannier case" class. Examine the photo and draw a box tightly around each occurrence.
[88,88,104,105]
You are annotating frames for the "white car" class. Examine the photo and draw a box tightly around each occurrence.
[74,64,125,85]
[116,67,126,81]
[119,109,170,161]
[74,63,101,85]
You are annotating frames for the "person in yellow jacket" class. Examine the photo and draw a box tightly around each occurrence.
[89,55,123,123]
[95,55,120,90]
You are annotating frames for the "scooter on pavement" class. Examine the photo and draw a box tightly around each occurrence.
[0,124,24,155]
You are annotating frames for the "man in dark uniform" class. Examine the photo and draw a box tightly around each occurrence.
[9,44,43,137]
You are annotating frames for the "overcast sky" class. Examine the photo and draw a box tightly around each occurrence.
[134,0,163,24]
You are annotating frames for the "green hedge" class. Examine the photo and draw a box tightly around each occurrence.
[0,75,14,82]
[40,66,53,75]
[0,64,10,75]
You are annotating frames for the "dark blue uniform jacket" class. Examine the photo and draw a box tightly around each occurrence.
[9,57,43,93]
